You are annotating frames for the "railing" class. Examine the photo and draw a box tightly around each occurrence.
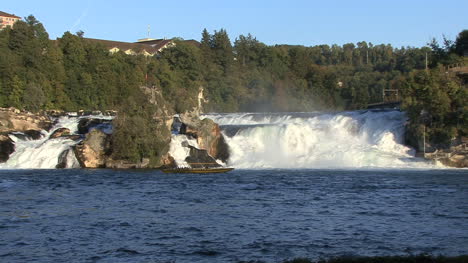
[446,62,468,74]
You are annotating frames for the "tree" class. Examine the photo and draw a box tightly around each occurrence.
[211,29,233,73]
[455,29,468,56]
[23,83,46,112]
[76,30,85,38]
[7,75,24,109]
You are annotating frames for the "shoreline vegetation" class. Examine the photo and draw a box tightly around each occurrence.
[0,15,467,167]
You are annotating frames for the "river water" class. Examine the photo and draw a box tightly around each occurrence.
[1,168,467,262]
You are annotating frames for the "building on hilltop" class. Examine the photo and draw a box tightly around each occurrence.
[83,37,198,57]
[84,38,162,56]
[0,11,20,29]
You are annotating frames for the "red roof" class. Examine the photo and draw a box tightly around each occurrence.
[0,11,21,19]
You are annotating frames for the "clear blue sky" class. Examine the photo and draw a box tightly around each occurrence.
[3,0,467,47]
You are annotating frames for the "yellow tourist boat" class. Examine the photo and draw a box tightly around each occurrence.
[162,167,234,174]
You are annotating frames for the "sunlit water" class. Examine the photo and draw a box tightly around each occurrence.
[1,169,467,262]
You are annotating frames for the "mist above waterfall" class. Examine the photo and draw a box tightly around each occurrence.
[204,110,437,169]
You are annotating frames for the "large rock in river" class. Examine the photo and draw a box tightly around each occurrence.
[185,146,221,168]
[74,129,111,168]
[179,112,229,163]
[0,134,14,163]
[49,128,71,139]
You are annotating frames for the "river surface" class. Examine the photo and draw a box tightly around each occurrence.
[0,168,467,263]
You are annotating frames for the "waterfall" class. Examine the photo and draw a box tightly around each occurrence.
[203,110,438,169]
[168,134,200,167]
[0,115,112,169]
[2,110,439,169]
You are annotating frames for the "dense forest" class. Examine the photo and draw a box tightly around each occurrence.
[0,15,467,159]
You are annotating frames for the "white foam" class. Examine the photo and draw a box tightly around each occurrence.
[168,134,200,167]
[214,111,439,169]
[0,115,113,169]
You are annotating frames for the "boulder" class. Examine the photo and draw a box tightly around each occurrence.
[160,153,176,168]
[45,110,67,117]
[179,112,230,163]
[56,149,74,169]
[74,129,111,168]
[422,137,468,168]
[185,146,221,168]
[438,154,468,168]
[0,107,52,133]
[8,130,43,141]
[0,134,15,163]
[23,130,44,140]
[63,135,82,141]
[49,128,71,139]
[78,118,112,134]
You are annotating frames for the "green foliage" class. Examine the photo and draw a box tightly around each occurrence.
[23,83,46,112]
[0,15,465,158]
[401,67,467,147]
[455,30,468,56]
[7,75,24,109]
[110,88,171,166]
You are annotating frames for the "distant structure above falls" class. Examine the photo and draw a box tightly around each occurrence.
[83,37,199,57]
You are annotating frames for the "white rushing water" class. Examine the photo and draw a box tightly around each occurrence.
[1,110,440,169]
[204,110,439,169]
[169,134,200,167]
[0,115,112,169]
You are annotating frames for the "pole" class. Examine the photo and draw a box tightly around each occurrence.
[425,52,428,71]
[423,125,426,156]
[366,50,369,65]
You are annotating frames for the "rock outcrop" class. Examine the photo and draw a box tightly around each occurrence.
[105,158,150,169]
[23,130,44,140]
[179,112,230,163]
[74,129,111,168]
[185,146,221,168]
[50,128,71,139]
[8,130,44,141]
[437,153,468,168]
[0,107,52,133]
[56,149,74,169]
[424,140,468,168]
[78,118,112,134]
[0,134,14,163]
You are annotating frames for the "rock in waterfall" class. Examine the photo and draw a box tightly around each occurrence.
[74,129,111,168]
[179,112,230,163]
[0,135,15,163]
